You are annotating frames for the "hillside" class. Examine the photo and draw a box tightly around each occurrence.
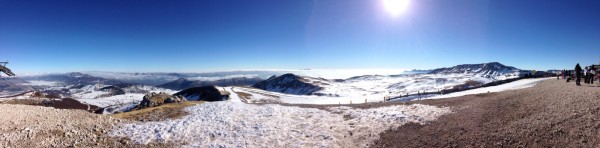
[0,77,34,97]
[173,86,230,101]
[251,73,325,95]
[157,77,263,90]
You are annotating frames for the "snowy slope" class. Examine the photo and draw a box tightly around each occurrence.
[423,77,552,100]
[239,86,388,104]
[110,101,450,147]
[77,93,146,108]
[384,77,551,102]
[25,82,178,113]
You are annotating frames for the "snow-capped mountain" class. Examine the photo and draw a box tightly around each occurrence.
[251,62,524,100]
[252,74,325,95]
[157,77,263,91]
[428,62,520,79]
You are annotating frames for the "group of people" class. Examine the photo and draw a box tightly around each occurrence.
[560,63,600,86]
[584,65,598,84]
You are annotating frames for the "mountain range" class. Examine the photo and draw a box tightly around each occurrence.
[250,62,526,99]
[157,77,263,90]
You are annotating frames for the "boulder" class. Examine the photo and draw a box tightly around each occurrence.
[139,92,172,108]
[165,95,187,103]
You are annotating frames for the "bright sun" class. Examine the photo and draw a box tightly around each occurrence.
[382,0,410,16]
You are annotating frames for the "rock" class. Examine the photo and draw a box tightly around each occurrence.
[139,92,172,108]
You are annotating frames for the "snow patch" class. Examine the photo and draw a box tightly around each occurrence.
[111,102,450,147]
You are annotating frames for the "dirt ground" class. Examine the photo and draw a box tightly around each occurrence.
[0,104,178,148]
[371,79,600,147]
[111,101,204,122]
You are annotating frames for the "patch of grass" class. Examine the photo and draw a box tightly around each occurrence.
[235,92,252,102]
[110,101,204,122]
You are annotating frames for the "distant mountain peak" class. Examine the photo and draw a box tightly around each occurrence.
[427,62,520,78]
[252,73,324,95]
[157,77,263,90]
[68,72,86,77]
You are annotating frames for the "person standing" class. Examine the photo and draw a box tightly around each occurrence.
[584,66,589,84]
[590,67,595,84]
[597,69,600,85]
[575,63,582,86]
[566,70,571,82]
[587,66,592,84]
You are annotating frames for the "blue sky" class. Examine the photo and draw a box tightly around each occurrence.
[1,0,599,73]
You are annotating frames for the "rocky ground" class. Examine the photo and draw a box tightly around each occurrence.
[0,104,177,148]
[371,79,600,147]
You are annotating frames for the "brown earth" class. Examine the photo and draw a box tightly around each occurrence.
[1,98,100,112]
[111,101,204,122]
[370,79,600,147]
[0,104,178,148]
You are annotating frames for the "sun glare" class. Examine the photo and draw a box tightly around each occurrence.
[383,0,410,16]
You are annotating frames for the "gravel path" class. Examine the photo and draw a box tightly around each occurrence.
[0,104,177,147]
[372,79,600,147]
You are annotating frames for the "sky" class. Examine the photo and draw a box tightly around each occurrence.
[1,0,600,73]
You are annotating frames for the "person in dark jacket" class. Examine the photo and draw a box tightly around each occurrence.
[575,63,582,86]
[590,66,595,84]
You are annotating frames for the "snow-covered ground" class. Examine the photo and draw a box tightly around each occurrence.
[233,77,550,105]
[77,93,145,108]
[256,71,522,104]
[226,87,243,103]
[111,101,450,147]
[21,81,177,113]
[234,86,386,104]
[384,77,551,102]
[423,77,552,100]
[320,73,520,99]
[73,85,178,113]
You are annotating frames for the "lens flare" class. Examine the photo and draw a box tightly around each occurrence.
[383,0,410,16]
